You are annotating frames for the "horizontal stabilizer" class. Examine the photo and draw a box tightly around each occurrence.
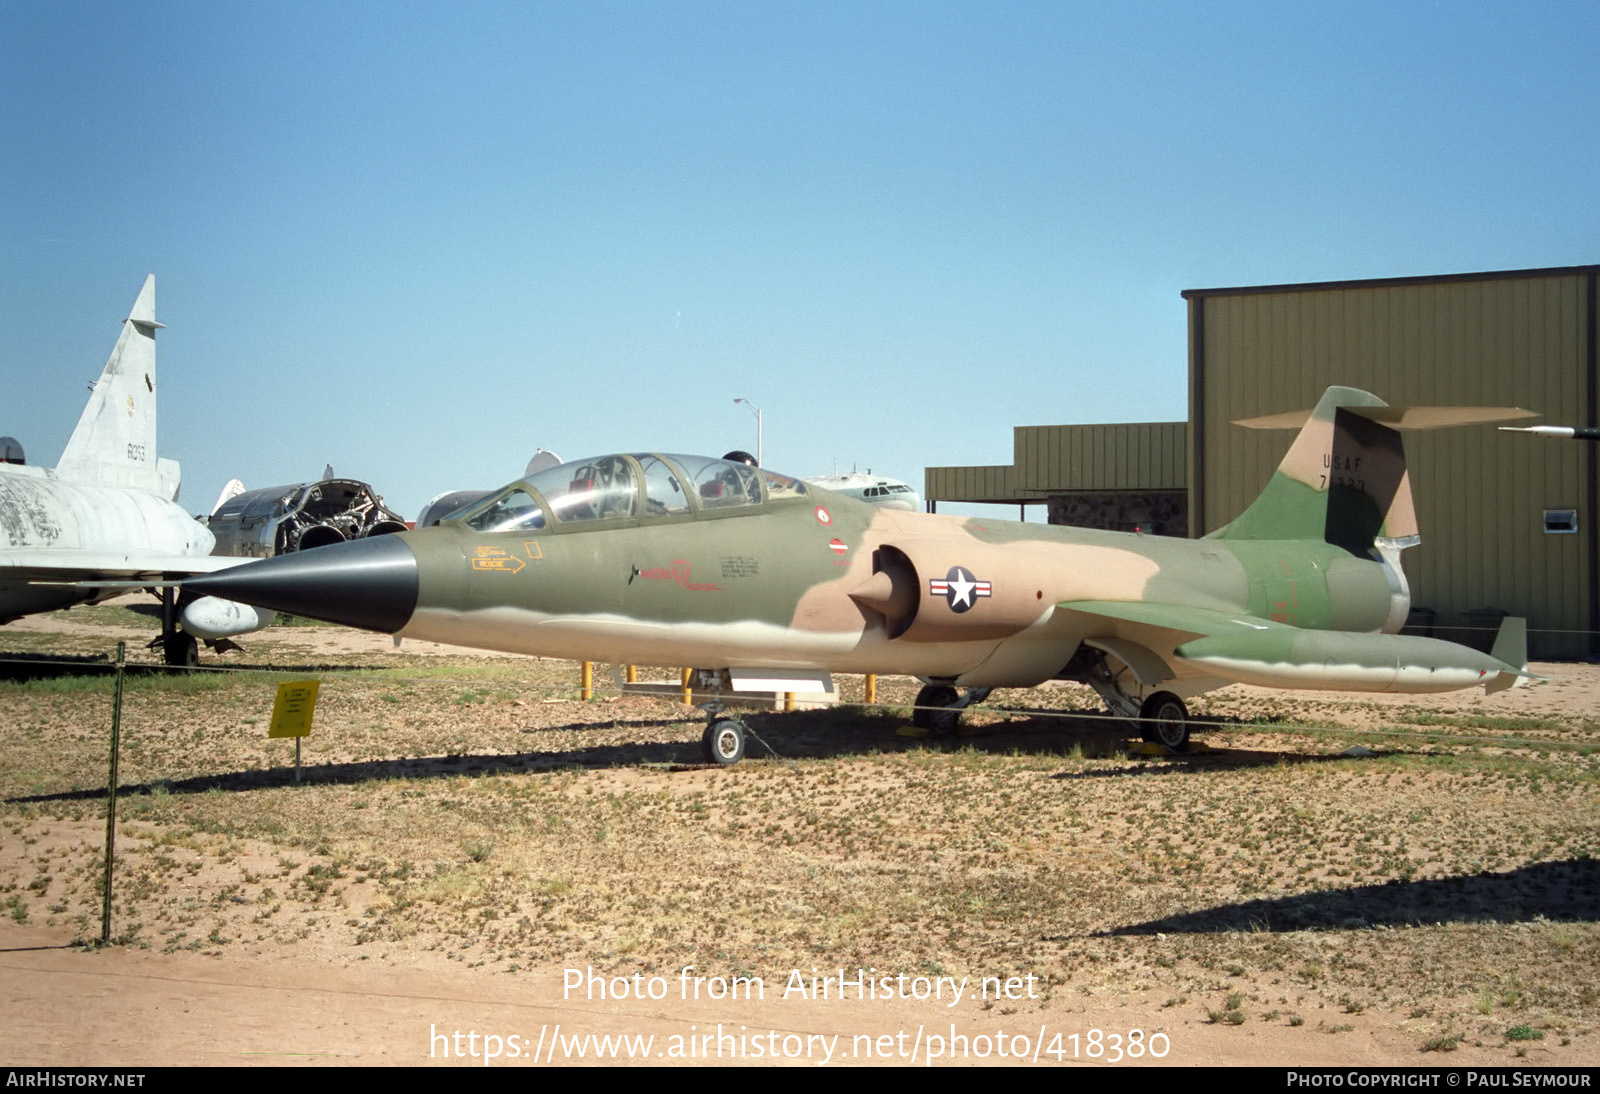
[1212,386,1533,554]
[1235,404,1536,431]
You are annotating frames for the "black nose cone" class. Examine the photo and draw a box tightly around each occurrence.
[186,535,419,634]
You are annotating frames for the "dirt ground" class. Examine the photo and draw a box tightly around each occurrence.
[1,600,1597,1067]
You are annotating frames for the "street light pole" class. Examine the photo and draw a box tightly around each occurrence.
[734,397,763,466]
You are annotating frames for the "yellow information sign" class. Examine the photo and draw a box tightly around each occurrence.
[268,681,320,738]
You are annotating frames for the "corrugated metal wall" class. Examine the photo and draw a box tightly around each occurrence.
[1188,268,1596,658]
[1014,422,1187,492]
[923,464,1016,503]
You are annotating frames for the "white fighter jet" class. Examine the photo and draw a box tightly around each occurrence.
[0,275,268,665]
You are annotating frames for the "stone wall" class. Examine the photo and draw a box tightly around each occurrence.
[1047,491,1189,537]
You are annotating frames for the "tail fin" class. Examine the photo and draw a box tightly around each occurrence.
[211,478,246,516]
[1214,386,1533,554]
[53,275,177,499]
[1485,616,1532,694]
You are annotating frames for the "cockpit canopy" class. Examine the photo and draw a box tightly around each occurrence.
[456,453,810,534]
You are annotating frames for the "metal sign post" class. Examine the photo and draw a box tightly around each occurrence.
[268,681,320,784]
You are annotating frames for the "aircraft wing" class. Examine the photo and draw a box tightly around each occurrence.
[1057,600,1287,688]
[1062,600,1281,642]
[0,550,245,584]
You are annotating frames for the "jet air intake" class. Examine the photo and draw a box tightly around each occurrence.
[851,542,1050,642]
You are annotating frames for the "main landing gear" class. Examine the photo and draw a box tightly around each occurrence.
[161,630,199,669]
[146,586,199,670]
[1136,690,1191,751]
[1067,648,1192,751]
[910,683,992,736]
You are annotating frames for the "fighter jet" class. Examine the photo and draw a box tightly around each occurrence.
[182,387,1533,761]
[0,276,269,665]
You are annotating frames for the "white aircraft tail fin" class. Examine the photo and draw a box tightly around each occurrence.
[54,275,173,498]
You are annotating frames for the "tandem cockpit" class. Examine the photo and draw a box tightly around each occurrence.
[454,454,812,534]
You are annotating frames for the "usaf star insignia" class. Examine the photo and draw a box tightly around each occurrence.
[928,565,992,613]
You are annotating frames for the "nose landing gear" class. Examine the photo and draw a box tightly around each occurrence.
[702,718,747,765]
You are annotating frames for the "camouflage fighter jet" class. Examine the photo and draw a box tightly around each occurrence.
[182,387,1533,762]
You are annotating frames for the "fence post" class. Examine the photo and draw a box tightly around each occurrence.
[100,641,126,944]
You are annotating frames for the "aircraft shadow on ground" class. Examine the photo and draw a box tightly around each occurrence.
[747,707,1408,774]
[8,707,1418,808]
[4,731,720,805]
[0,649,395,681]
[1102,858,1600,933]
[0,653,1358,769]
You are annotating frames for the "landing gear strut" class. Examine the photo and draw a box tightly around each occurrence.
[149,585,199,670]
[692,670,752,765]
[1065,648,1193,752]
[910,683,992,736]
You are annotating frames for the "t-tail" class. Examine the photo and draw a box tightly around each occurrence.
[1213,386,1425,555]
[53,274,180,500]
[1187,385,1537,688]
[1217,385,1539,549]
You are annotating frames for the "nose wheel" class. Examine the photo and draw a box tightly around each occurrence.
[702,717,747,765]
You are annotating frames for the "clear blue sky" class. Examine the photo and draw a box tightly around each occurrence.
[4,1,1597,520]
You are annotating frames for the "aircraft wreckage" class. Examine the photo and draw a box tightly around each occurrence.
[206,479,408,558]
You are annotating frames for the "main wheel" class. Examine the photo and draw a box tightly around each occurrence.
[163,631,199,671]
[702,718,746,765]
[911,684,960,732]
[1138,691,1190,750]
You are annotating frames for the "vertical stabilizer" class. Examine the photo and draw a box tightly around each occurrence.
[54,275,173,498]
[1213,386,1415,555]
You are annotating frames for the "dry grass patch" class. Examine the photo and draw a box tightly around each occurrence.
[1,617,1598,1059]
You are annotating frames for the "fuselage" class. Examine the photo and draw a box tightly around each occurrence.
[0,465,215,620]
[185,404,1531,701]
[383,466,1398,688]
[180,451,1444,694]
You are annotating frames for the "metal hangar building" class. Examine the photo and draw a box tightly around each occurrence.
[926,264,1600,659]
